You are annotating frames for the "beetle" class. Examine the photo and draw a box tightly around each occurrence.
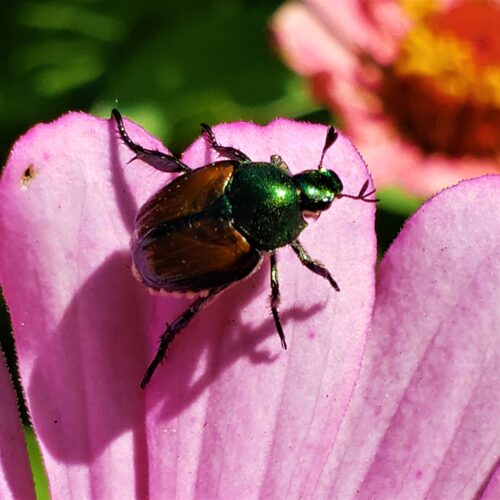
[111,109,377,388]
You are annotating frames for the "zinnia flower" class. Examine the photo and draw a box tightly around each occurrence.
[1,113,498,498]
[272,0,500,195]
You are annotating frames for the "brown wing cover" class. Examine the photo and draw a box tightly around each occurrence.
[135,162,236,239]
[133,216,261,292]
[132,162,261,292]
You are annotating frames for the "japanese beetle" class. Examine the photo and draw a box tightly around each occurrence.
[111,109,376,388]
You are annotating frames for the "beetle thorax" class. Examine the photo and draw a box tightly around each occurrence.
[226,162,306,250]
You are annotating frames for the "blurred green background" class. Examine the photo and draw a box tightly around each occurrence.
[1,1,413,497]
[0,0,319,162]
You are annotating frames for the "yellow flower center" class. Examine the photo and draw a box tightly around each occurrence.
[381,1,500,158]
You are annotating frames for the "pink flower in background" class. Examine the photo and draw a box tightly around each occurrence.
[272,0,500,196]
[1,114,499,498]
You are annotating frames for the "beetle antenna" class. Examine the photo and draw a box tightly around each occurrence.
[339,180,379,203]
[318,126,338,169]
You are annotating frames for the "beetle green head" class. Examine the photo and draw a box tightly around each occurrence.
[292,125,343,213]
[293,168,343,213]
[292,125,378,215]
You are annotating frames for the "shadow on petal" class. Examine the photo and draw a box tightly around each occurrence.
[149,260,326,420]
[28,251,149,465]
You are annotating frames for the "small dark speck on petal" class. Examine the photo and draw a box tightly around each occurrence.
[21,164,36,189]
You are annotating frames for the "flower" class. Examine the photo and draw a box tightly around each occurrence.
[272,0,500,196]
[1,114,499,498]
[0,113,376,498]
[323,174,500,498]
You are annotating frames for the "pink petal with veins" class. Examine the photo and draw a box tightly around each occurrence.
[143,119,376,499]
[304,0,400,62]
[0,112,167,498]
[317,175,500,499]
[0,113,376,498]
[272,2,359,79]
[480,461,500,500]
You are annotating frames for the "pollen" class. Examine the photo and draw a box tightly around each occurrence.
[399,0,439,22]
[381,1,500,157]
[395,4,500,107]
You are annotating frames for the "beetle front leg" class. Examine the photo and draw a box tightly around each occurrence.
[112,109,191,173]
[141,285,227,388]
[270,251,287,350]
[201,123,251,163]
[290,240,340,292]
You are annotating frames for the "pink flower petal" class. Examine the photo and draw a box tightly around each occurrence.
[272,2,359,80]
[0,355,35,499]
[0,113,167,497]
[303,0,401,62]
[354,128,495,196]
[143,120,377,499]
[272,0,500,195]
[1,114,376,497]
[316,175,500,498]
[480,461,500,500]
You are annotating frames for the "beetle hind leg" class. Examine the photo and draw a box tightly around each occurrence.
[201,123,251,163]
[291,240,340,291]
[140,285,227,388]
[112,109,191,173]
[270,252,287,350]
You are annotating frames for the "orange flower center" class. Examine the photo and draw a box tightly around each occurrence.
[381,1,500,158]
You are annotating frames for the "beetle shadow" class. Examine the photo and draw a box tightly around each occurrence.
[155,299,325,421]
[105,120,327,419]
[25,121,327,470]
[27,249,324,466]
[151,258,325,420]
[27,251,151,467]
[107,116,138,233]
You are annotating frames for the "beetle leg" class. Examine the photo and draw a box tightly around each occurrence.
[112,109,191,173]
[290,240,340,292]
[140,285,228,388]
[270,251,287,350]
[200,123,252,163]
